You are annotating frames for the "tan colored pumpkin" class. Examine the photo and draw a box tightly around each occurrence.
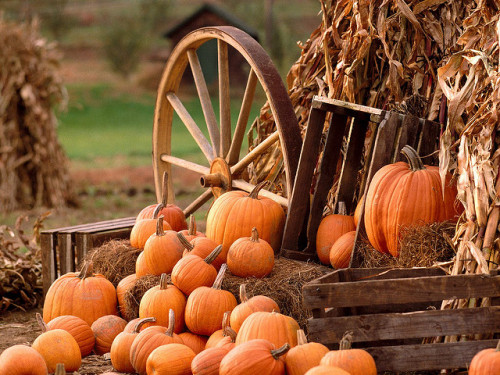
[139,273,186,333]
[46,314,95,357]
[219,339,289,375]
[179,233,224,271]
[178,332,209,354]
[116,273,137,318]
[206,181,286,258]
[191,346,230,375]
[469,340,500,375]
[91,315,127,355]
[146,343,196,375]
[179,215,205,241]
[316,202,355,265]
[43,261,118,326]
[0,345,48,375]
[171,245,222,295]
[285,329,329,375]
[110,317,155,373]
[230,284,280,333]
[329,231,356,269]
[185,264,238,336]
[227,228,275,278]
[205,311,232,349]
[304,366,350,375]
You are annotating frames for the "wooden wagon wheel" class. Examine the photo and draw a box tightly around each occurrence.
[153,26,302,216]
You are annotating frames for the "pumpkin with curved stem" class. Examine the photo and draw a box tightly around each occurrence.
[230,284,280,333]
[285,329,329,375]
[137,216,183,277]
[227,227,275,278]
[146,343,196,375]
[172,245,222,295]
[469,340,500,375]
[136,172,187,231]
[178,233,224,270]
[46,314,95,357]
[304,366,350,375]
[110,317,155,373]
[178,332,209,354]
[215,327,237,351]
[185,264,238,336]
[191,346,230,375]
[205,311,232,349]
[329,231,356,269]
[139,273,186,333]
[219,339,289,375]
[0,345,48,375]
[235,311,299,350]
[316,202,356,265]
[364,145,461,256]
[43,261,118,326]
[206,181,286,258]
[179,215,205,241]
[91,315,127,355]
[320,332,376,375]
[117,274,137,318]
[130,309,183,375]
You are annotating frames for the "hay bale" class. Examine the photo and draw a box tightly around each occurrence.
[123,274,162,321]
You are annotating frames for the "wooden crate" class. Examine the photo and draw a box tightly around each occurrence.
[41,217,136,296]
[303,267,500,372]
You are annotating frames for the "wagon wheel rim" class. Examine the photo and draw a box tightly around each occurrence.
[153,26,302,216]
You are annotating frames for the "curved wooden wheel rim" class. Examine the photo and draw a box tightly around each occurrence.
[153,26,302,214]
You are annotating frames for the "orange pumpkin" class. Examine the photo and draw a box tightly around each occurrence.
[116,273,137,318]
[329,231,356,269]
[46,314,95,357]
[215,327,237,351]
[178,332,209,354]
[304,366,350,375]
[353,195,364,227]
[0,345,48,375]
[206,181,286,258]
[91,315,127,355]
[316,202,355,265]
[205,311,232,349]
[227,227,275,278]
[191,346,230,375]
[146,343,196,375]
[179,215,205,241]
[364,145,461,256]
[230,284,280,333]
[43,261,118,326]
[135,251,148,277]
[179,233,224,271]
[235,311,299,350]
[139,273,186,333]
[469,340,500,375]
[110,317,155,373]
[137,216,183,277]
[130,217,172,250]
[320,332,376,375]
[130,309,183,375]
[171,245,222,295]
[219,339,289,375]
[185,264,238,336]
[285,329,329,375]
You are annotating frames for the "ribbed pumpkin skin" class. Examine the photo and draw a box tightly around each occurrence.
[304,366,350,375]
[171,255,218,295]
[146,343,196,375]
[138,230,183,277]
[0,345,48,375]
[285,343,329,375]
[137,204,187,231]
[219,339,286,375]
[235,312,299,349]
[329,231,356,269]
[469,344,500,375]
[316,214,355,265]
[191,346,230,375]
[183,237,224,270]
[353,195,364,227]
[205,190,286,258]
[178,332,209,354]
[117,274,137,318]
[320,349,377,375]
[91,315,127,355]
[364,155,460,256]
[130,219,171,249]
[136,251,148,277]
[47,315,95,357]
[32,329,81,373]
[42,266,118,326]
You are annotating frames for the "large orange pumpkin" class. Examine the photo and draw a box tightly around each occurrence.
[329,231,356,269]
[46,314,95,357]
[178,332,209,354]
[91,314,127,355]
[43,261,118,326]
[285,329,329,375]
[206,181,286,258]
[0,345,48,375]
[364,145,461,256]
[191,346,230,375]
[146,343,196,375]
[469,340,500,375]
[179,233,224,271]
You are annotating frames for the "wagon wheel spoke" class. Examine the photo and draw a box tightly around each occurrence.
[232,179,288,207]
[230,130,280,176]
[187,49,220,156]
[160,154,210,175]
[218,40,231,159]
[183,189,214,216]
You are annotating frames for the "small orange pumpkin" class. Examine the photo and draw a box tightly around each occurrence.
[205,311,232,349]
[285,329,329,375]
[305,366,350,375]
[46,314,95,357]
[146,343,196,375]
[215,327,237,351]
[116,273,137,318]
[329,231,356,269]
[91,314,127,355]
[179,215,205,241]
[179,233,224,271]
[191,346,230,375]
[178,332,209,354]
[0,345,48,375]
[130,216,172,250]
[469,340,500,375]
[227,227,275,278]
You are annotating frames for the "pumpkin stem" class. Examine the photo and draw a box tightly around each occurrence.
[156,216,166,236]
[248,181,269,199]
[177,232,194,251]
[159,273,168,290]
[212,264,228,290]
[496,340,500,351]
[250,227,260,242]
[78,261,94,279]
[271,343,290,359]
[337,201,347,216]
[161,171,169,206]
[166,308,175,337]
[297,329,308,345]
[205,245,223,264]
[133,317,156,333]
[239,284,249,303]
[222,311,231,330]
[35,312,49,333]
[188,215,197,236]
[340,331,354,350]
[54,363,66,375]
[223,326,237,342]
[401,145,425,171]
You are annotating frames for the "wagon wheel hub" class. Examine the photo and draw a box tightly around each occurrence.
[200,157,232,198]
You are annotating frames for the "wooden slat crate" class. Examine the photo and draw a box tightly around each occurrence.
[41,217,136,295]
[303,267,500,372]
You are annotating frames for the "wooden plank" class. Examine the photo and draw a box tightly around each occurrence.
[312,96,384,120]
[41,232,57,296]
[218,40,231,158]
[57,232,74,275]
[394,114,421,162]
[303,273,500,308]
[307,306,500,344]
[230,131,279,176]
[161,154,210,175]
[366,339,499,372]
[417,119,441,164]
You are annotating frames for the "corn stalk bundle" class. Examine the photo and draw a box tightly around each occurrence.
[0,17,75,211]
